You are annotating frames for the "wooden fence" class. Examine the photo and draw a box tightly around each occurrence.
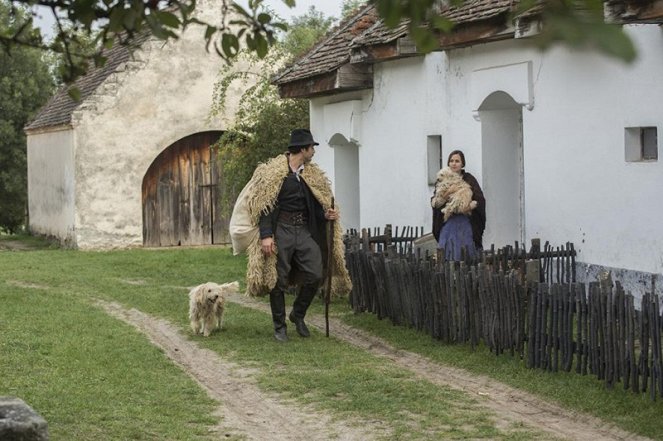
[344,244,663,400]
[344,225,577,285]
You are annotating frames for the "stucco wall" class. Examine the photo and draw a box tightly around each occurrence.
[311,24,663,296]
[69,0,244,249]
[312,53,447,232]
[442,25,663,276]
[27,128,76,244]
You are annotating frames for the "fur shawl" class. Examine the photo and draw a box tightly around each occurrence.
[431,167,473,221]
[235,153,352,297]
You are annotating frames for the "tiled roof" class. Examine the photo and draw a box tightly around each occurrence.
[353,0,516,47]
[275,0,517,86]
[437,0,516,23]
[272,4,380,85]
[25,36,148,132]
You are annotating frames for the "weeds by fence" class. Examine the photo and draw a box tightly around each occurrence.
[343,227,663,400]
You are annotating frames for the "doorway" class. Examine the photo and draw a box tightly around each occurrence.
[330,133,360,231]
[142,131,227,246]
[479,91,524,247]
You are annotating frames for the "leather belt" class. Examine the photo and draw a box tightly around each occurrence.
[278,210,307,226]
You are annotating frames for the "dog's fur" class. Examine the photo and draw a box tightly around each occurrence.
[188,281,239,336]
[431,167,473,221]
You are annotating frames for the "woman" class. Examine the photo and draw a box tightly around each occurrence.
[431,150,486,260]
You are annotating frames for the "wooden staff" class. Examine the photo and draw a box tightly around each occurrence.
[325,197,335,337]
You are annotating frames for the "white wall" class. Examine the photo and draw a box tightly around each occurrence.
[311,24,663,290]
[68,0,245,249]
[312,54,448,233]
[27,128,76,244]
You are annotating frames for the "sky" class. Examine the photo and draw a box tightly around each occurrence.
[33,0,348,40]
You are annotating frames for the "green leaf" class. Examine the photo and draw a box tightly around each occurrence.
[122,8,137,30]
[155,11,181,29]
[67,86,82,101]
[593,24,636,63]
[205,25,217,40]
[108,7,125,33]
[221,33,240,58]
[257,13,271,25]
[409,25,438,53]
[431,16,454,33]
[254,33,268,58]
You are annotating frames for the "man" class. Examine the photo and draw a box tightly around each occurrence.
[229,128,352,342]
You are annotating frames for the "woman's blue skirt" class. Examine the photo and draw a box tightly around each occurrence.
[437,214,476,260]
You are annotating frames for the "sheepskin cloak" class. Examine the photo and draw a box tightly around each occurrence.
[230,153,352,297]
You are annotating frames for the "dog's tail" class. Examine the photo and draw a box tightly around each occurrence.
[223,281,240,293]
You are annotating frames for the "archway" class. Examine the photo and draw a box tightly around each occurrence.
[142,131,227,246]
[329,133,360,231]
[479,91,524,247]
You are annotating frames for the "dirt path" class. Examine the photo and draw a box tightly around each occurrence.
[98,300,382,441]
[227,293,652,441]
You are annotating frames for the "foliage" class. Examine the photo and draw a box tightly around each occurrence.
[280,6,335,60]
[1,0,641,88]
[342,0,368,20]
[211,48,308,212]
[211,6,335,213]
[45,23,100,86]
[2,0,291,86]
[0,3,54,234]
[371,0,636,62]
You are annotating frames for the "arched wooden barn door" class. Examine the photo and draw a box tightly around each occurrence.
[142,131,228,246]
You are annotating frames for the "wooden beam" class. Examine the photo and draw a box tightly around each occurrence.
[276,65,373,99]
[350,38,421,64]
[615,0,663,22]
[436,19,514,50]
[336,63,373,89]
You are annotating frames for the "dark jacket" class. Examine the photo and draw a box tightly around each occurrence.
[259,164,327,252]
[432,171,486,249]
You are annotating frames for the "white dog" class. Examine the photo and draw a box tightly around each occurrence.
[188,281,239,336]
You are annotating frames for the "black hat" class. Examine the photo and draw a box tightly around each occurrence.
[288,128,319,147]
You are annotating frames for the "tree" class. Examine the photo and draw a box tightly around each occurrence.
[341,0,366,19]
[211,6,333,212]
[0,3,54,233]
[280,6,335,59]
[1,0,641,88]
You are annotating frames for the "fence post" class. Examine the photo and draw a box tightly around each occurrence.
[525,260,540,283]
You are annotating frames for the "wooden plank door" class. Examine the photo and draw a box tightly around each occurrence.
[142,131,225,246]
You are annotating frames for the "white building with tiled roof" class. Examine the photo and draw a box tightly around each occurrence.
[25,0,249,249]
[273,1,663,298]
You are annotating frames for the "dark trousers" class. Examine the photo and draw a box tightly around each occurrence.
[269,223,323,329]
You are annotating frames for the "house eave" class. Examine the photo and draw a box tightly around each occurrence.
[436,16,516,50]
[276,64,373,99]
[350,37,422,64]
[24,123,74,136]
[607,0,663,23]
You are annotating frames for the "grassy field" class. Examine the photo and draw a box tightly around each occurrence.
[1,238,662,440]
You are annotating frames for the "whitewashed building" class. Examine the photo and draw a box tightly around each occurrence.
[25,0,247,249]
[273,1,663,297]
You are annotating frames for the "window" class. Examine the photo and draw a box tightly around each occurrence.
[625,127,658,162]
[427,135,442,185]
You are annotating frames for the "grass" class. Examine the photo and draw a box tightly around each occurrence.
[0,231,59,250]
[0,243,657,439]
[341,310,663,440]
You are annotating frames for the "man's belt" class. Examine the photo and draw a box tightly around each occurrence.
[278,210,307,226]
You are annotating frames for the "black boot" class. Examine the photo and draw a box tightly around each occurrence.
[270,288,288,342]
[289,283,318,337]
